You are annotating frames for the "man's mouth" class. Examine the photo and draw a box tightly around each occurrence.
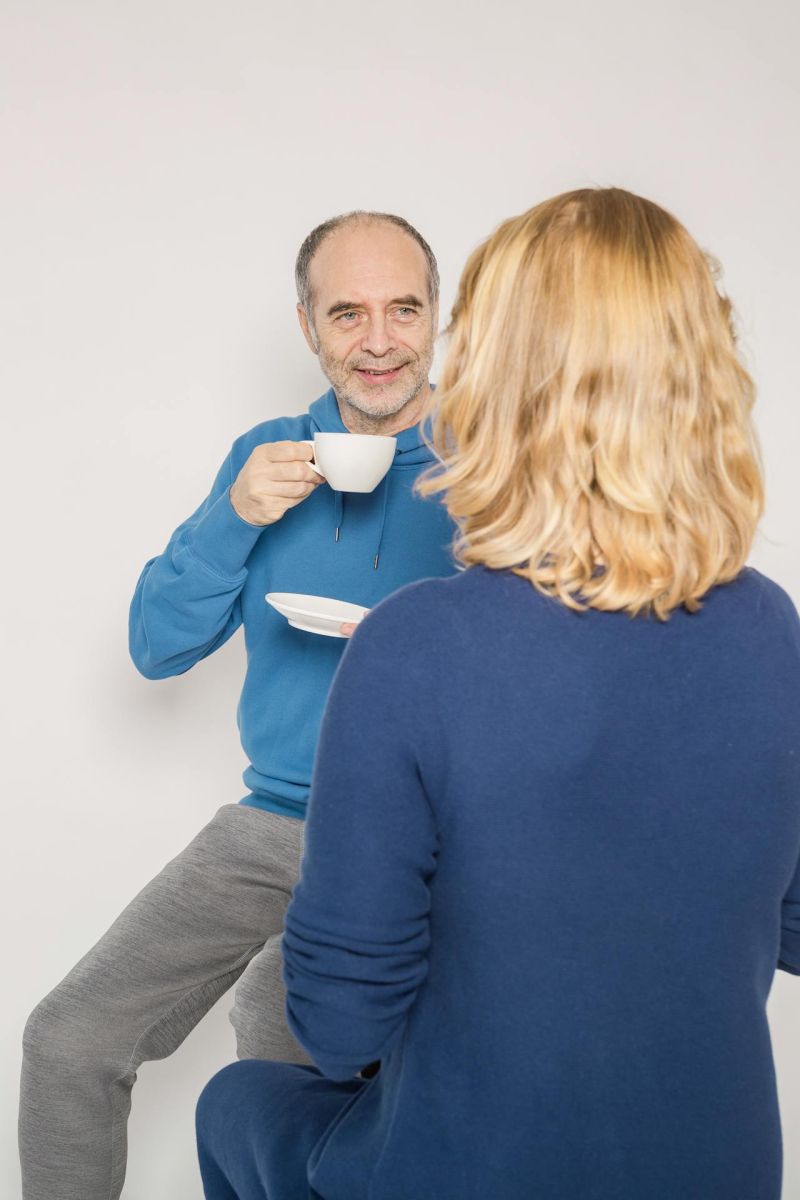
[353,365,406,385]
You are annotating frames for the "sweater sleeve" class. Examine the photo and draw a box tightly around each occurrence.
[773,580,800,975]
[129,447,265,679]
[283,595,439,1080]
[779,851,800,976]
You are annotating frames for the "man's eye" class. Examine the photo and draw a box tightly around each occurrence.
[395,307,417,317]
[337,312,359,322]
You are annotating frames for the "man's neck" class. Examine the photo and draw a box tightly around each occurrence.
[336,381,432,436]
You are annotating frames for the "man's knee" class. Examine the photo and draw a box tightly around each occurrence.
[23,988,90,1067]
[23,982,117,1076]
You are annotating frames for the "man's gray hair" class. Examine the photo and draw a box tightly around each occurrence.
[295,211,440,317]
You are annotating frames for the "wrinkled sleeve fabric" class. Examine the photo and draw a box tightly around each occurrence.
[779,852,800,975]
[129,447,264,679]
[283,593,439,1081]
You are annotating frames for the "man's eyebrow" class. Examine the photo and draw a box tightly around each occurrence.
[390,294,425,308]
[326,301,362,317]
[325,295,425,318]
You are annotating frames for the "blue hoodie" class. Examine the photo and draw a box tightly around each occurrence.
[129,388,457,818]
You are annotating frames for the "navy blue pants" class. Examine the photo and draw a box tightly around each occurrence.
[196,1060,363,1199]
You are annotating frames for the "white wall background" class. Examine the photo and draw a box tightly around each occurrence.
[2,1,798,1196]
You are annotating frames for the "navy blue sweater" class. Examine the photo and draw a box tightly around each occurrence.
[284,565,800,1200]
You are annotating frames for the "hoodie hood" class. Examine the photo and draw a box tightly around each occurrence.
[307,387,438,569]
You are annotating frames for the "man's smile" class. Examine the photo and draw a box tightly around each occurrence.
[353,364,407,385]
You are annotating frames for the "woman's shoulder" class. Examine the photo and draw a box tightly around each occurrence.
[350,567,549,668]
[360,567,502,628]
[737,566,799,616]
[347,569,486,661]
[733,568,800,665]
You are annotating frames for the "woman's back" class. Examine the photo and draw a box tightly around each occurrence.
[197,188,797,1200]
[299,565,800,1200]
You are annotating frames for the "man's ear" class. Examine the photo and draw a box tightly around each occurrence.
[297,304,319,354]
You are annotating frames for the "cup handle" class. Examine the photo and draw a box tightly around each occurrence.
[301,440,325,476]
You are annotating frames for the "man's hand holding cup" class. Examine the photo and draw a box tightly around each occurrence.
[230,441,325,527]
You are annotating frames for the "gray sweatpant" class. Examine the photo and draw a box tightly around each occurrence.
[19,803,310,1200]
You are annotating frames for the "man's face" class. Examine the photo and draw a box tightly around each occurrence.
[299,221,437,420]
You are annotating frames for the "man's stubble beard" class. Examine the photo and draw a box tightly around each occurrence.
[316,339,434,421]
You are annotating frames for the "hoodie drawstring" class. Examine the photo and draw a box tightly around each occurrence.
[373,473,390,570]
[333,491,343,543]
[331,473,390,569]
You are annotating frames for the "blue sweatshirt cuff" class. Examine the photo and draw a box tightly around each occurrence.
[186,488,265,579]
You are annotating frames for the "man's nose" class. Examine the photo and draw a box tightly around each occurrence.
[360,316,394,357]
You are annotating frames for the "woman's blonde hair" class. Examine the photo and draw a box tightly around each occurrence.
[418,188,764,620]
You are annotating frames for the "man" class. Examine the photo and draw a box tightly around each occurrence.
[19,211,456,1200]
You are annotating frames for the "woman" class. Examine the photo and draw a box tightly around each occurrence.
[195,188,800,1199]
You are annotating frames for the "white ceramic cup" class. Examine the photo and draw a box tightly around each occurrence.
[302,433,397,493]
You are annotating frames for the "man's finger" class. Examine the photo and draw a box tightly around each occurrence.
[262,441,314,462]
[260,480,319,500]
[266,461,325,483]
[340,622,358,638]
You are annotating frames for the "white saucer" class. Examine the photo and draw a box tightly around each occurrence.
[265,592,369,638]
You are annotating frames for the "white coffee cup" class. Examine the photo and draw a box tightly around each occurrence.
[302,433,397,493]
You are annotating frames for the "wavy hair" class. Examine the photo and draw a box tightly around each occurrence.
[418,188,764,619]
